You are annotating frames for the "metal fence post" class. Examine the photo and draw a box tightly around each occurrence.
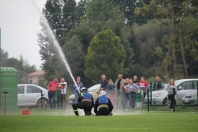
[147,87,149,112]
[150,82,152,106]
[197,81,198,107]
[40,90,43,108]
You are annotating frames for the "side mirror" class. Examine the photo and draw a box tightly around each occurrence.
[178,86,182,90]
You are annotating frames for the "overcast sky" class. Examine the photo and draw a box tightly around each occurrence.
[0,0,79,69]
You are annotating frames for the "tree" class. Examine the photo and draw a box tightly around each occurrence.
[38,27,58,81]
[81,0,126,34]
[43,0,64,38]
[59,24,95,54]
[111,0,149,26]
[179,16,198,77]
[39,0,89,84]
[4,56,36,83]
[131,20,169,68]
[1,49,9,66]
[81,0,135,75]
[62,0,76,35]
[61,36,85,84]
[84,30,127,83]
[133,0,198,79]
[75,0,89,25]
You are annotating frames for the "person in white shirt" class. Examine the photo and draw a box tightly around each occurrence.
[124,78,139,111]
[58,78,67,109]
[166,79,177,112]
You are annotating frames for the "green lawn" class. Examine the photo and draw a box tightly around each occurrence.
[0,110,198,132]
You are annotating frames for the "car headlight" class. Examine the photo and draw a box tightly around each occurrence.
[153,93,163,97]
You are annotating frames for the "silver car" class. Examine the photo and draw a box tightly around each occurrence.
[145,79,198,105]
[182,91,197,105]
[17,84,49,108]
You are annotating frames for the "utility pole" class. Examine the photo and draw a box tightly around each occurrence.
[170,2,188,79]
[170,3,181,80]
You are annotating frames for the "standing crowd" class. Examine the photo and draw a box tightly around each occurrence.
[46,74,177,116]
[100,74,149,111]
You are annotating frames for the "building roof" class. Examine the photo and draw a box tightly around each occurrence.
[28,70,45,76]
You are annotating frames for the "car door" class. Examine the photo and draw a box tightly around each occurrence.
[25,85,42,106]
[17,85,25,106]
[176,81,195,105]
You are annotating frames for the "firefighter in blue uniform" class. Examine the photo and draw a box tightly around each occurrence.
[72,87,94,116]
[94,91,113,116]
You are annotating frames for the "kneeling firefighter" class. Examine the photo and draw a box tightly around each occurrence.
[72,87,94,116]
[94,91,113,116]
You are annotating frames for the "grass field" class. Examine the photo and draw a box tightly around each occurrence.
[0,108,198,132]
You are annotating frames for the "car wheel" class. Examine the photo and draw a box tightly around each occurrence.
[37,98,49,109]
[162,98,168,106]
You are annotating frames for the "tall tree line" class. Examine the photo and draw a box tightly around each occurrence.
[38,0,198,87]
[1,49,36,83]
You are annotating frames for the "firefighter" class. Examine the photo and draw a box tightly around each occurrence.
[72,87,94,116]
[94,90,113,116]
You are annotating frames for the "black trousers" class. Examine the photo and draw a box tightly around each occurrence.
[96,108,109,116]
[130,92,136,109]
[168,94,176,111]
[72,101,92,116]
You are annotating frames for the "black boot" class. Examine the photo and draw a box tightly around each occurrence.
[74,110,79,116]
[85,111,91,116]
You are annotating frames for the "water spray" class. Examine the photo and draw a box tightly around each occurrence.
[30,0,78,90]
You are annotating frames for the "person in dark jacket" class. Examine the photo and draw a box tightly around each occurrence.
[100,74,108,89]
[72,87,94,116]
[73,76,83,103]
[133,75,139,85]
[153,76,163,91]
[105,79,115,105]
[94,91,113,116]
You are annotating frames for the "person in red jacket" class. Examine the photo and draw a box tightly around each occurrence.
[48,78,60,109]
[138,77,148,98]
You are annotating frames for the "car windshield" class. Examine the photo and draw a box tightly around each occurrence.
[88,84,100,92]
[174,80,182,86]
[163,84,168,90]
[162,84,168,90]
[163,80,182,90]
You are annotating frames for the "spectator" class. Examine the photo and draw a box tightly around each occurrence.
[122,78,130,111]
[94,91,114,116]
[114,74,125,110]
[47,77,60,109]
[105,79,115,105]
[124,78,139,111]
[138,77,148,98]
[100,74,108,89]
[73,76,83,103]
[133,75,139,85]
[153,76,163,91]
[166,79,177,112]
[58,78,67,109]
